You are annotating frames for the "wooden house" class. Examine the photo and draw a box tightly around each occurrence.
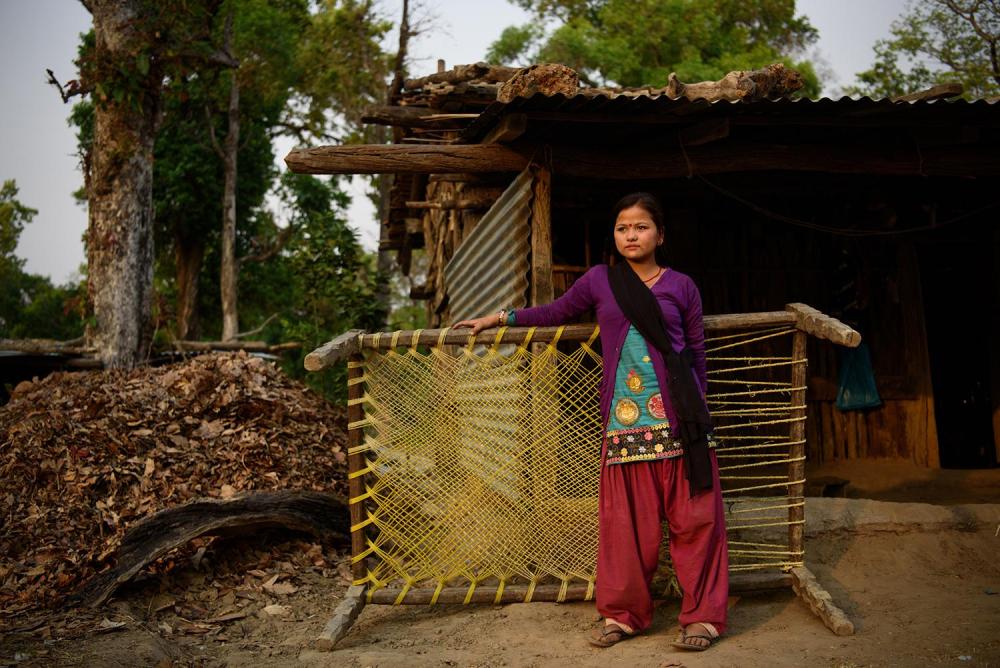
[286,63,1000,471]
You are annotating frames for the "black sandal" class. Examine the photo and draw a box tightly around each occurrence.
[670,622,719,651]
[588,622,635,647]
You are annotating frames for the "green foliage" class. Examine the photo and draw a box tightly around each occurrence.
[488,0,821,95]
[258,173,388,402]
[0,180,37,269]
[0,181,85,339]
[849,0,999,99]
[291,0,393,143]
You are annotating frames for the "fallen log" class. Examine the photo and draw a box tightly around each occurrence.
[77,491,349,607]
[666,63,804,102]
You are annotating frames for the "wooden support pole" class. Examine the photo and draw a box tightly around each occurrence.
[790,566,855,636]
[346,354,367,583]
[530,166,554,307]
[788,330,808,561]
[315,584,367,650]
[304,329,365,372]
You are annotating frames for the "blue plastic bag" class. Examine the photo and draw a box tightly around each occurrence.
[835,342,882,411]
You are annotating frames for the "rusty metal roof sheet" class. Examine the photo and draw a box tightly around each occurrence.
[460,93,1000,144]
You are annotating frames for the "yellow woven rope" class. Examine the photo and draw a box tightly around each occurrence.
[343,323,809,602]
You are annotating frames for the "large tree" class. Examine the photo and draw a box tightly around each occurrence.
[67,0,393,345]
[63,0,233,367]
[850,0,999,99]
[486,0,821,94]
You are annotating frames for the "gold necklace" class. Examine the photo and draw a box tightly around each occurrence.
[640,267,663,283]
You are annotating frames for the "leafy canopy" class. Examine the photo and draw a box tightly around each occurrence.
[0,181,85,340]
[487,0,821,95]
[850,0,1000,99]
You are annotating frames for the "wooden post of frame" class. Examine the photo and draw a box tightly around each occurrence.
[786,328,855,636]
[788,330,807,558]
[316,352,368,649]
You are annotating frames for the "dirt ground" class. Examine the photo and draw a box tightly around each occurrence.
[3,459,999,667]
[2,519,999,668]
[806,458,1000,505]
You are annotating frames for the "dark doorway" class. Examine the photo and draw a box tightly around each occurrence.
[918,223,997,468]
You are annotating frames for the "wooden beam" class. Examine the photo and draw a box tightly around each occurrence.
[360,105,477,128]
[482,113,528,144]
[404,62,518,90]
[304,329,365,371]
[405,198,494,210]
[530,166,554,306]
[363,571,790,605]
[786,303,861,347]
[678,117,730,147]
[285,144,527,176]
[891,83,963,103]
[351,313,798,351]
[286,142,1000,179]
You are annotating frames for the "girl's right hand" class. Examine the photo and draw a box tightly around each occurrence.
[452,314,500,335]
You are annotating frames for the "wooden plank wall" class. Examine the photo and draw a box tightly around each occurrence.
[547,178,950,468]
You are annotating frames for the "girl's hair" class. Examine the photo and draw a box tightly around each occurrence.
[608,191,669,266]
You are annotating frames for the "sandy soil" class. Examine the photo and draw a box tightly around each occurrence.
[806,458,1000,505]
[3,521,999,668]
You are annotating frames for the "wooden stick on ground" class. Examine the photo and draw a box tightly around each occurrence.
[315,584,367,650]
[789,565,855,636]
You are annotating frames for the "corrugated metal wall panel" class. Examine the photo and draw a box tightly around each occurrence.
[444,167,534,322]
[445,166,536,502]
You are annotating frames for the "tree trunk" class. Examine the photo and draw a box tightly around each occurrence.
[87,1,158,369]
[220,72,240,341]
[174,232,205,340]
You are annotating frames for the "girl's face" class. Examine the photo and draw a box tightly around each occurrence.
[614,204,663,263]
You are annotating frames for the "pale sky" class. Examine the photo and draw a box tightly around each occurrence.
[1,0,909,284]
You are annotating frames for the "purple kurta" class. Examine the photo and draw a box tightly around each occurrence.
[512,264,708,436]
[513,264,728,633]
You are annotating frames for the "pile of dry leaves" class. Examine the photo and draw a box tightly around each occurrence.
[0,352,348,616]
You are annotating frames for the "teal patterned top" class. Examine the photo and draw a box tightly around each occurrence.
[604,325,684,465]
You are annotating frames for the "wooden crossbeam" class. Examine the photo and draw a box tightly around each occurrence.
[286,142,1000,179]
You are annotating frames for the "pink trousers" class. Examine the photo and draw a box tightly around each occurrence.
[595,451,729,634]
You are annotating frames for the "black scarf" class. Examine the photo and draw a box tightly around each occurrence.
[607,261,714,495]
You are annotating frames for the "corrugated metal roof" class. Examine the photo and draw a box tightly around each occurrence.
[460,93,999,143]
[444,166,534,321]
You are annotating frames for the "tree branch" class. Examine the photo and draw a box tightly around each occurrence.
[46,69,87,103]
[233,312,279,339]
[239,225,297,265]
[78,0,93,13]
[204,105,225,160]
